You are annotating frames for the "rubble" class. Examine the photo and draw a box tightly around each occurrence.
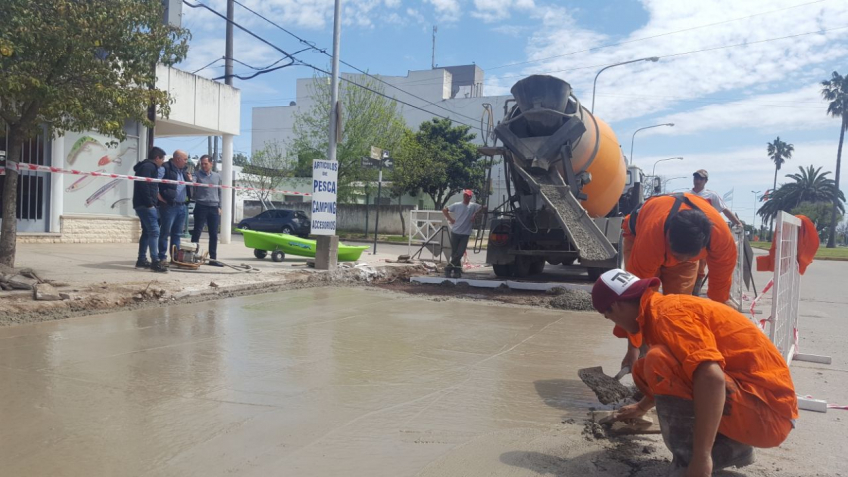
[549,289,594,311]
[33,283,62,301]
[8,275,39,290]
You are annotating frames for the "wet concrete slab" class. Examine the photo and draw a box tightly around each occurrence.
[0,287,621,476]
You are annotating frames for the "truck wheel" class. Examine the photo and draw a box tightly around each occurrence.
[529,259,545,275]
[492,264,512,277]
[254,249,268,259]
[587,267,608,281]
[510,256,532,278]
[271,251,285,262]
[560,258,576,266]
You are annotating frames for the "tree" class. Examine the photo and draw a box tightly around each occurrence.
[758,165,845,223]
[288,74,407,202]
[239,141,293,210]
[767,136,794,194]
[790,201,843,237]
[392,118,486,209]
[821,71,848,248]
[0,0,189,266]
[837,220,848,245]
[233,152,250,167]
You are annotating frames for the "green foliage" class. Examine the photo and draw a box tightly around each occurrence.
[766,136,794,192]
[287,74,407,202]
[239,141,294,208]
[758,165,845,221]
[233,152,250,167]
[0,0,190,140]
[392,118,487,209]
[790,201,843,234]
[821,70,848,248]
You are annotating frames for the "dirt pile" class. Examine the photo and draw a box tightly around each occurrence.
[548,287,594,311]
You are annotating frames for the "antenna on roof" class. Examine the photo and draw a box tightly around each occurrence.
[431,26,438,69]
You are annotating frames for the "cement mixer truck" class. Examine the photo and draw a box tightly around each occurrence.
[479,75,646,280]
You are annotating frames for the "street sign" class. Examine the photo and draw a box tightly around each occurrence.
[311,159,338,235]
[370,146,382,161]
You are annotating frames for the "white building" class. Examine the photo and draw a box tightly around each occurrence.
[251,65,513,208]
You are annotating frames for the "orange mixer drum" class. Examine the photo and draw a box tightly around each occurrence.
[560,113,626,218]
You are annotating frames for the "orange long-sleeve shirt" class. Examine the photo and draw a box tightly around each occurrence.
[624,193,737,302]
[625,289,798,422]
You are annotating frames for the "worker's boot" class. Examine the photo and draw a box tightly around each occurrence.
[445,264,455,278]
[655,395,755,475]
[692,276,705,296]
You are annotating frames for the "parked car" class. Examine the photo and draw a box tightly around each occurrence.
[237,209,311,237]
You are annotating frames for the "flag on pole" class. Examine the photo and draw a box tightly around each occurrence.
[723,189,733,202]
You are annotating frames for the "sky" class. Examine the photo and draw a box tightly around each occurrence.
[158,0,848,227]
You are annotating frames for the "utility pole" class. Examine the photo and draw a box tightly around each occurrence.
[207,136,212,158]
[431,26,437,69]
[225,0,233,86]
[314,0,342,270]
[372,153,385,254]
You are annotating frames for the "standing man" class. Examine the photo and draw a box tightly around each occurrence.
[690,169,743,295]
[157,149,191,264]
[191,155,223,266]
[442,189,484,278]
[591,269,797,476]
[132,147,167,273]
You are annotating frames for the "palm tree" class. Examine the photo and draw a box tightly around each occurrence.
[757,165,845,223]
[821,71,848,248]
[767,137,794,193]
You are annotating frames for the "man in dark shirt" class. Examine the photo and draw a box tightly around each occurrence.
[132,147,167,273]
[191,155,223,265]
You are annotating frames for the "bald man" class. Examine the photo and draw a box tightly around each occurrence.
[157,149,192,263]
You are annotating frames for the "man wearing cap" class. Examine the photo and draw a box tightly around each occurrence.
[592,269,797,476]
[442,189,484,277]
[690,169,743,295]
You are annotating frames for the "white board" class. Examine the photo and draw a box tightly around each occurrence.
[311,159,338,235]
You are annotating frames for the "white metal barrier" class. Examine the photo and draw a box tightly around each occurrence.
[763,211,832,412]
[729,225,746,312]
[407,209,450,261]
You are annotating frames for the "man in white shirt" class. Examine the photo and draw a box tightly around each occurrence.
[442,189,484,278]
[690,169,743,295]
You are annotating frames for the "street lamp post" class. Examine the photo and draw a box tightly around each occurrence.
[751,190,761,237]
[591,56,660,114]
[630,123,674,166]
[652,156,683,177]
[663,176,686,194]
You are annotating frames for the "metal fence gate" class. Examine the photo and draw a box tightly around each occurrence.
[0,128,51,233]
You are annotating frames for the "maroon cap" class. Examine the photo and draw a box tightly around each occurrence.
[591,269,659,313]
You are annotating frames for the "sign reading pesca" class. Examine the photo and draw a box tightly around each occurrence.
[311,159,338,235]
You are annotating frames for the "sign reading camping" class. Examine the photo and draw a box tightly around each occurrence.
[311,159,338,235]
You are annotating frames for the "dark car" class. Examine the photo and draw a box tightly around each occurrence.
[237,209,311,237]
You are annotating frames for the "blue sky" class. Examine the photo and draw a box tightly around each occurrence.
[159,0,848,226]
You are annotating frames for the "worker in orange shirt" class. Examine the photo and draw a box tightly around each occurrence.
[620,192,737,369]
[592,269,797,476]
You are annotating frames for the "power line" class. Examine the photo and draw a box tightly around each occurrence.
[485,0,828,71]
[185,0,479,129]
[192,56,224,74]
[231,0,484,125]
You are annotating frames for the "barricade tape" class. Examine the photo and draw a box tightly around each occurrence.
[0,160,312,197]
[800,394,848,410]
[750,278,774,326]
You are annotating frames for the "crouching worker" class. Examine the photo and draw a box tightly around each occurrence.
[592,269,797,476]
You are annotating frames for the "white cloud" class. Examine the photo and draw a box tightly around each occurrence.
[471,0,535,22]
[425,0,462,22]
[633,84,833,137]
[636,141,846,211]
[496,0,848,124]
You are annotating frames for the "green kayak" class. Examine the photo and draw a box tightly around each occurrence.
[237,229,369,262]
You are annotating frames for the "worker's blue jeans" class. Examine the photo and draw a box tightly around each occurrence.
[158,203,186,262]
[135,206,160,262]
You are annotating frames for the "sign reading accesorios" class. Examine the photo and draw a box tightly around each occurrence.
[311,159,338,235]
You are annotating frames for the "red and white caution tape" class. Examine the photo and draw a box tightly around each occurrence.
[0,160,312,197]
[800,395,848,410]
[750,278,774,328]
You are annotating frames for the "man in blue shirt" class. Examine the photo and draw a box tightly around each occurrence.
[157,150,191,263]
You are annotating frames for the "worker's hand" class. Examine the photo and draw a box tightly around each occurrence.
[614,403,648,422]
[686,454,713,477]
[218,208,222,216]
[621,346,640,369]
[186,172,192,181]
[448,218,456,225]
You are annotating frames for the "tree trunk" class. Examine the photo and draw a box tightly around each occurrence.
[0,126,22,267]
[772,166,778,195]
[827,117,845,248]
